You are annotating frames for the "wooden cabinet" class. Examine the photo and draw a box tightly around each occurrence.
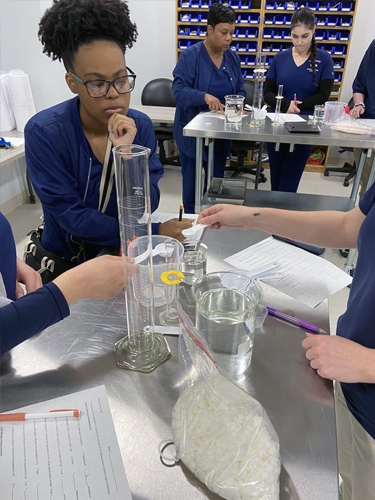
[176,0,358,171]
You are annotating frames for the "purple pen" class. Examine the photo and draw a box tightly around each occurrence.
[266,307,326,334]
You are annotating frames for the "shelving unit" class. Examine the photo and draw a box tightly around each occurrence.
[175,0,358,171]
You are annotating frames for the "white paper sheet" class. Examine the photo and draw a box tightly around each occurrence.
[151,212,204,241]
[224,237,352,308]
[267,113,306,123]
[0,386,132,500]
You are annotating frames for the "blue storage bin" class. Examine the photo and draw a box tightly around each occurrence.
[307,1,318,10]
[332,45,345,55]
[265,2,276,9]
[229,0,241,7]
[263,28,274,38]
[264,14,274,24]
[340,16,352,26]
[341,2,352,11]
[242,69,247,78]
[247,54,257,65]
[285,1,298,10]
[240,0,252,8]
[330,1,342,9]
[180,13,190,22]
[249,14,260,23]
[178,40,190,50]
[339,30,349,41]
[179,26,190,35]
[284,14,292,24]
[237,42,249,51]
[316,15,327,25]
[190,13,200,22]
[333,58,344,68]
[273,42,284,52]
[190,0,200,8]
[248,42,258,51]
[201,13,208,22]
[315,30,325,40]
[200,28,207,36]
[318,2,330,11]
[237,14,249,23]
[327,16,338,25]
[274,14,285,24]
[248,28,258,38]
[180,0,190,7]
[274,29,284,38]
[327,31,339,40]
[190,27,200,36]
[334,72,342,82]
[283,31,291,39]
[200,0,210,6]
[262,43,273,52]
[240,55,248,65]
[235,28,249,38]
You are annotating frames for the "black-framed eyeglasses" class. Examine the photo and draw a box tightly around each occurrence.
[69,67,136,98]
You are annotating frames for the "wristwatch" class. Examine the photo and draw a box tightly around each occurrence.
[354,102,366,109]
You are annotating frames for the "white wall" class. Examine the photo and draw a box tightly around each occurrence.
[0,0,176,111]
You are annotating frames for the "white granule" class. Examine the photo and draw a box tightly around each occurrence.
[172,374,280,500]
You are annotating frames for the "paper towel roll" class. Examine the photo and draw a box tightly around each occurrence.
[0,72,16,131]
[7,70,36,132]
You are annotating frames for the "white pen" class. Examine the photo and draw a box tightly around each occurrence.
[0,409,81,422]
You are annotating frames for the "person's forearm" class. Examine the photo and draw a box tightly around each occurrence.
[247,207,355,248]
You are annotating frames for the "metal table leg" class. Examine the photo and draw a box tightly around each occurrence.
[194,137,203,213]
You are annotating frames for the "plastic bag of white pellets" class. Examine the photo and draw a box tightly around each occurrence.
[170,300,281,500]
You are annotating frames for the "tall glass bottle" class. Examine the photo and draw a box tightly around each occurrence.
[113,145,171,372]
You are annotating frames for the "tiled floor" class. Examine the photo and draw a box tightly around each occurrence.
[7,164,352,334]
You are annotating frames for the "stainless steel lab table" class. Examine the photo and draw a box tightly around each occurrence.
[183,113,375,213]
[0,223,340,500]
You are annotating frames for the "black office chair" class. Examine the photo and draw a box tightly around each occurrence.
[226,79,267,188]
[324,98,356,186]
[141,78,180,167]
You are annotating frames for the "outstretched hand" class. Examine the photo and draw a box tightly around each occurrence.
[302,333,375,383]
[197,204,253,230]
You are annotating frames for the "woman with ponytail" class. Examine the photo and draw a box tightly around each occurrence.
[264,7,334,192]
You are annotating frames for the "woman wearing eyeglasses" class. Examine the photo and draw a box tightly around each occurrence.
[25,0,191,282]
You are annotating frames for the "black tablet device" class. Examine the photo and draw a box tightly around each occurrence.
[287,123,321,134]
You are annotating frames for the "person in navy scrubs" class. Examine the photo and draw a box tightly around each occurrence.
[264,7,334,192]
[172,2,245,213]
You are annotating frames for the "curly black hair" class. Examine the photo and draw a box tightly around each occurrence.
[38,0,138,71]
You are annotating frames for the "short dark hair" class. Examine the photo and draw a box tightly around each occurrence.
[207,2,236,28]
[38,0,138,71]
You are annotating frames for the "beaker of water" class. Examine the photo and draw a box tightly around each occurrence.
[225,95,245,125]
[192,272,263,379]
[113,144,171,372]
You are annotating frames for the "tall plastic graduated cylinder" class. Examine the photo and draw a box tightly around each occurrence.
[113,145,171,372]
